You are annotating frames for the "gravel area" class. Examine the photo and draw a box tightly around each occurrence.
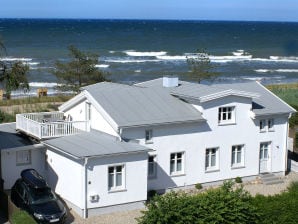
[66,172,298,224]
[244,171,298,196]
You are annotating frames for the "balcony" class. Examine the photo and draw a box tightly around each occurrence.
[16,112,90,140]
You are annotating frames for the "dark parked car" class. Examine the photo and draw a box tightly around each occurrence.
[11,169,67,223]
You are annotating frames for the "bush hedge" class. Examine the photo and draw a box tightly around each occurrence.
[138,181,260,224]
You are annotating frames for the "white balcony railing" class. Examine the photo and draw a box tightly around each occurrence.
[16,112,90,140]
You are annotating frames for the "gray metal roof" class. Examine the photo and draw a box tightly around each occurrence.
[43,130,150,159]
[212,82,296,116]
[137,78,295,116]
[0,123,41,151]
[82,82,204,128]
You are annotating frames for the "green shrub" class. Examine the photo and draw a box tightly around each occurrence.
[195,183,203,190]
[252,181,298,224]
[147,190,157,199]
[11,210,36,224]
[235,176,242,183]
[0,110,15,123]
[138,181,260,224]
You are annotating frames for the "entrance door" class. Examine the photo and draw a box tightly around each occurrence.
[259,142,271,173]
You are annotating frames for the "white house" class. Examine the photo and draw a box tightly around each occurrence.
[0,77,296,218]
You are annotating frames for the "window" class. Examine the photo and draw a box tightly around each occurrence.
[86,102,91,121]
[108,165,124,190]
[170,152,184,175]
[205,148,219,171]
[218,106,235,124]
[148,155,157,178]
[145,130,153,143]
[260,142,270,160]
[16,150,31,165]
[268,118,274,131]
[259,119,266,132]
[231,145,245,167]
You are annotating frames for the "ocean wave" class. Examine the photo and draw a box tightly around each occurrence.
[255,69,298,73]
[124,50,167,57]
[105,58,162,63]
[156,54,253,63]
[26,62,40,66]
[156,55,187,60]
[232,49,245,56]
[0,57,32,62]
[210,55,252,63]
[95,64,110,68]
[29,82,58,88]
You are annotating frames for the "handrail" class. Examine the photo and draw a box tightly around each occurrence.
[16,112,90,139]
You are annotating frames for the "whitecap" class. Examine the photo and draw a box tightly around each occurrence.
[95,64,110,68]
[156,55,187,60]
[105,58,162,63]
[0,57,32,62]
[29,82,58,88]
[124,50,167,57]
[255,69,298,73]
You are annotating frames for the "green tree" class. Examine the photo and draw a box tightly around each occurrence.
[186,49,219,83]
[0,39,29,99]
[54,45,108,93]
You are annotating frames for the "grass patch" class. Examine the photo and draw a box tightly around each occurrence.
[11,210,36,224]
[267,83,298,107]
[0,95,73,107]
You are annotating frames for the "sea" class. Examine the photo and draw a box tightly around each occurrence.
[0,19,298,96]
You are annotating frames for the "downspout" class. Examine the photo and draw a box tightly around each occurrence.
[83,157,88,219]
[118,128,123,140]
[285,114,292,174]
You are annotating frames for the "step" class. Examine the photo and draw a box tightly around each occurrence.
[259,173,284,185]
[263,179,284,185]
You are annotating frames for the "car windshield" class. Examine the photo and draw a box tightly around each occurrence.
[29,187,57,204]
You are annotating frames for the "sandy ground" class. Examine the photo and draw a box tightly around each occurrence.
[65,172,298,224]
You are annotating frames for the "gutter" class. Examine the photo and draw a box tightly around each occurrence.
[83,157,88,219]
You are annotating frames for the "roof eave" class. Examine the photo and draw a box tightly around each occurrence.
[119,118,206,129]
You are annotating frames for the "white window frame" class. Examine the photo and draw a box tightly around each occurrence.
[16,150,31,166]
[145,129,153,144]
[259,119,266,132]
[231,145,245,168]
[170,152,185,176]
[260,142,270,160]
[85,102,91,121]
[148,155,157,178]
[108,165,125,191]
[218,106,235,125]
[205,148,219,171]
[268,118,274,131]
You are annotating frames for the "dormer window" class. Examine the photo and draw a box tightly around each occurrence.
[218,106,235,125]
[268,118,274,131]
[259,119,266,132]
[145,130,153,143]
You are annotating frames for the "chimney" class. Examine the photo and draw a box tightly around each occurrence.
[163,76,179,88]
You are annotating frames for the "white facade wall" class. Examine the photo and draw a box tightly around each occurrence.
[121,96,289,191]
[1,148,45,189]
[86,153,148,208]
[46,149,84,209]
[63,98,118,137]
[45,149,148,213]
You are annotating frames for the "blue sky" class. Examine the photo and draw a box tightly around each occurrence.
[1,0,298,22]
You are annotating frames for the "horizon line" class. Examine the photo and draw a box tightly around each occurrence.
[0,17,298,23]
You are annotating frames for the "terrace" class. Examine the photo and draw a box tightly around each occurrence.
[16,112,90,140]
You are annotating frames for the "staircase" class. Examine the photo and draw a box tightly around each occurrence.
[260,173,284,185]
